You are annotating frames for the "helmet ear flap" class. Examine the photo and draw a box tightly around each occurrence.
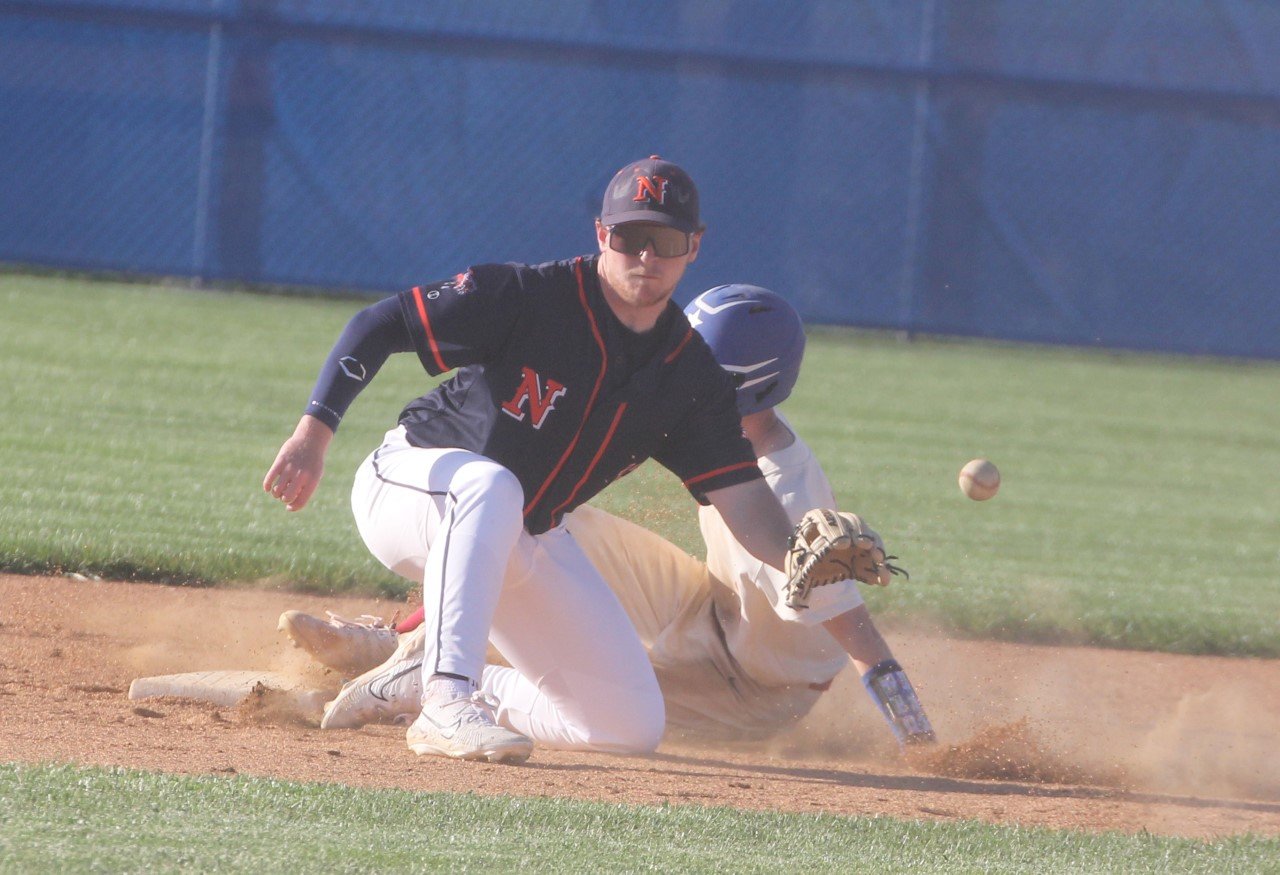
[684,284,805,416]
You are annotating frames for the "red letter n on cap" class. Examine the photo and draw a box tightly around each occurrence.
[633,175,669,205]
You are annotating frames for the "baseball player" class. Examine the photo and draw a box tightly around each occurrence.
[264,157,809,763]
[289,285,934,750]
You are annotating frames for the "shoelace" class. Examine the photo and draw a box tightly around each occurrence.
[427,689,501,726]
[324,611,390,630]
[457,691,501,726]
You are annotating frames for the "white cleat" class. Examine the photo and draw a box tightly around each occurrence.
[320,626,426,730]
[277,610,398,676]
[406,687,533,764]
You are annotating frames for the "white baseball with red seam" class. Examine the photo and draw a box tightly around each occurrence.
[958,458,1000,501]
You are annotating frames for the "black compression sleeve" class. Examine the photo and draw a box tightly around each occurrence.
[305,296,414,430]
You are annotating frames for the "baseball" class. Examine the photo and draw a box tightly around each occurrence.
[958,458,1000,501]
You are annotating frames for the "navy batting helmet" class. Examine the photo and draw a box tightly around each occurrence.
[684,284,805,416]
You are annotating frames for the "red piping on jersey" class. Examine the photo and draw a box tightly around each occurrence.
[663,327,694,364]
[683,459,758,489]
[411,286,449,373]
[549,401,628,525]
[523,257,608,520]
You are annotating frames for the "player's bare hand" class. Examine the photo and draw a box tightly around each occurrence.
[263,416,334,511]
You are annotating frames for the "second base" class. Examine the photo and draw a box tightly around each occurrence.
[128,669,328,713]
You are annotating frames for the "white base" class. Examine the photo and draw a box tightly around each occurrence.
[128,669,327,712]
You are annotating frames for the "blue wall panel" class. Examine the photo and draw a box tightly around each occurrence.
[2,0,1278,359]
[1,14,209,272]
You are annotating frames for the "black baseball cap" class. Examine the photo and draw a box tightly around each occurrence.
[600,155,702,233]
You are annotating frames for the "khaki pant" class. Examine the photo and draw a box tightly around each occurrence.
[565,505,824,740]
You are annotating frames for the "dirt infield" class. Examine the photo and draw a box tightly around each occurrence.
[3,573,1279,839]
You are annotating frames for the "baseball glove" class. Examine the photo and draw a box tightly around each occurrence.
[783,509,908,610]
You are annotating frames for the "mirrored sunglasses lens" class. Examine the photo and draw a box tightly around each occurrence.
[607,230,638,255]
[609,226,689,257]
[651,228,690,257]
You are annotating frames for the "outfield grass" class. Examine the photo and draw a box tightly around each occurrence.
[2,274,1279,655]
[2,763,1275,873]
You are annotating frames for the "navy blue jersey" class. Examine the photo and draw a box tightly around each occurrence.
[394,255,761,534]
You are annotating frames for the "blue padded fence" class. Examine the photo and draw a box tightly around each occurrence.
[2,1,1278,359]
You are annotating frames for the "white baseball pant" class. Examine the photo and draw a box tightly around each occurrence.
[350,426,664,753]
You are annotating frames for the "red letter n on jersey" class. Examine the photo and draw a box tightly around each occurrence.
[501,367,568,430]
[633,175,669,205]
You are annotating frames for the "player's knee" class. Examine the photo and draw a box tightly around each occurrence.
[585,690,666,754]
[451,461,524,525]
[625,706,666,754]
[460,460,521,500]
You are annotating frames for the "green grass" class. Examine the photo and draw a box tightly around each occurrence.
[2,274,1279,654]
[791,328,1280,656]
[2,763,1276,873]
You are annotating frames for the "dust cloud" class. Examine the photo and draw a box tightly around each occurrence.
[754,629,1280,802]
[44,578,1280,803]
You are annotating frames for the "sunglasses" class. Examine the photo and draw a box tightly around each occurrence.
[606,224,692,258]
